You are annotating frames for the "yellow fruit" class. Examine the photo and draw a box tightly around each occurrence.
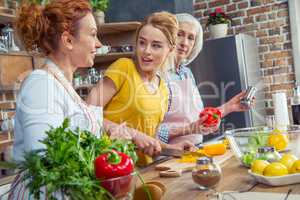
[272,128,282,134]
[290,160,300,174]
[223,139,229,149]
[267,132,289,151]
[280,154,298,172]
[251,160,270,175]
[263,162,288,176]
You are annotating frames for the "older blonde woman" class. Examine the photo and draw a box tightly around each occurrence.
[157,13,252,145]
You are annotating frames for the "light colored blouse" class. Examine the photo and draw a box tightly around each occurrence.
[13,61,103,162]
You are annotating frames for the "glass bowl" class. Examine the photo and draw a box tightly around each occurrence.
[100,172,137,200]
[225,125,300,167]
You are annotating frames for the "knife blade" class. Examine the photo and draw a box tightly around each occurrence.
[159,148,205,158]
[159,148,184,157]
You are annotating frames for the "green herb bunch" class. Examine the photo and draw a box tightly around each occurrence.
[18,118,137,200]
[90,0,109,12]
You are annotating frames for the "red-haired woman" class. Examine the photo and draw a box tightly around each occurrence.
[10,0,160,198]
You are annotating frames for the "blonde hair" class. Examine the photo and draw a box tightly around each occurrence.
[135,11,179,75]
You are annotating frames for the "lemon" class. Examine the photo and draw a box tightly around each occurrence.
[290,160,300,174]
[267,131,289,151]
[251,160,270,175]
[280,154,298,172]
[263,162,288,176]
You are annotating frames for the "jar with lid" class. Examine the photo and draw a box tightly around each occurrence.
[292,86,300,125]
[1,24,19,51]
[192,157,222,190]
[256,146,281,162]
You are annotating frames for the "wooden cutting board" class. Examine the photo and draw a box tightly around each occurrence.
[155,150,233,177]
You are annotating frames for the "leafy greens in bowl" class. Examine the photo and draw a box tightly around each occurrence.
[225,125,300,167]
[6,118,139,200]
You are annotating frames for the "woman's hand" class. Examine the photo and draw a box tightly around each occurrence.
[104,119,161,157]
[109,122,133,140]
[219,91,255,117]
[169,114,220,139]
[111,124,162,156]
[190,114,220,135]
[132,133,162,156]
[164,140,198,152]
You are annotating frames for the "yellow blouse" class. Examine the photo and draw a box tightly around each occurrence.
[104,58,169,165]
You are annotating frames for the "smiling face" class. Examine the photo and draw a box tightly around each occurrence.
[176,22,197,64]
[136,24,172,74]
[70,12,102,68]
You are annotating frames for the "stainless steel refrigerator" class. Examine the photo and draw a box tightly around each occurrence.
[190,33,266,135]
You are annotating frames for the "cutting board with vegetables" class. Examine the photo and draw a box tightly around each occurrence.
[155,150,233,177]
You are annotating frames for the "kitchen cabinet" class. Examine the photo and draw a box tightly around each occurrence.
[0,52,33,88]
[0,12,14,24]
[0,9,20,179]
[95,21,140,66]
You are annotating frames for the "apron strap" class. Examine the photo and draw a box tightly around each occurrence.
[166,81,173,112]
[42,60,99,134]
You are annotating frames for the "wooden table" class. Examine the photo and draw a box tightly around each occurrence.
[140,157,300,200]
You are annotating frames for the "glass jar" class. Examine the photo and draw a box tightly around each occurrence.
[73,72,82,87]
[1,24,19,51]
[192,157,222,190]
[256,146,281,162]
[88,68,100,84]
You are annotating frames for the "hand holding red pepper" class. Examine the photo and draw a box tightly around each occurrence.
[199,107,222,127]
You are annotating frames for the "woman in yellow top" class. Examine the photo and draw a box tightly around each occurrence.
[103,57,169,138]
[88,11,195,165]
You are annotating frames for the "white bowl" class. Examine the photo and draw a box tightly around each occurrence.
[248,170,300,186]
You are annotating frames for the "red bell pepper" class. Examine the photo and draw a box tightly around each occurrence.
[199,107,222,127]
[94,150,134,197]
[94,150,134,179]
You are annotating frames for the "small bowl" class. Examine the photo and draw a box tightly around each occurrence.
[133,181,166,200]
[100,172,137,200]
[225,125,300,167]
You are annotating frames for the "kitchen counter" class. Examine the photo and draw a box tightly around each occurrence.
[140,156,300,200]
[1,155,300,199]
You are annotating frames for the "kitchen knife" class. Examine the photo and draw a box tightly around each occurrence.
[159,148,205,157]
[159,148,184,157]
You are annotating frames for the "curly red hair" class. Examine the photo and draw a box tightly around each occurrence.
[16,0,92,55]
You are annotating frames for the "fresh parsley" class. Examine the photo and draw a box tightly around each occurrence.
[17,118,137,200]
